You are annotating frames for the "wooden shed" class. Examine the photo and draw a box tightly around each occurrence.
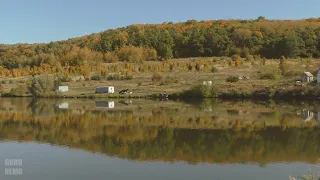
[95,86,114,94]
[302,110,314,122]
[301,72,314,82]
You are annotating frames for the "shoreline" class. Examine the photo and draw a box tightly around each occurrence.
[1,91,319,101]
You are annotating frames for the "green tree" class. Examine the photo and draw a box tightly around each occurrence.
[280,33,301,58]
[257,16,266,21]
[28,76,54,97]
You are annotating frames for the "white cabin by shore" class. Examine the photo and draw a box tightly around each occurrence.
[55,86,69,92]
[301,72,314,82]
[95,86,115,94]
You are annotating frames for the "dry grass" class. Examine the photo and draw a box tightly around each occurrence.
[0,58,318,97]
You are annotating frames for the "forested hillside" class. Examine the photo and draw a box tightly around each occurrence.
[1,17,320,70]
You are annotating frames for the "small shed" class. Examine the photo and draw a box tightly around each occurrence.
[96,101,115,109]
[302,110,314,122]
[55,86,69,92]
[95,86,114,94]
[301,72,314,82]
[317,70,320,83]
[202,81,212,86]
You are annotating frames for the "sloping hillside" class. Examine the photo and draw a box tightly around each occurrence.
[1,18,320,70]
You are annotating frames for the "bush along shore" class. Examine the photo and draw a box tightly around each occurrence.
[170,83,320,100]
[0,93,155,100]
[1,82,319,101]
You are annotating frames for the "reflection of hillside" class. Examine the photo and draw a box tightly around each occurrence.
[0,118,320,165]
[0,98,319,129]
[0,110,318,130]
[0,98,319,164]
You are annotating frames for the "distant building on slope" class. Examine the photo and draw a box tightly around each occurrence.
[301,72,314,82]
[95,86,114,94]
[302,110,314,122]
[55,86,69,92]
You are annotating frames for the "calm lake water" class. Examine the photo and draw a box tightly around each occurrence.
[0,98,319,180]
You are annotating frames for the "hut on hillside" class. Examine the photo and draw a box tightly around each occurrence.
[55,86,69,92]
[301,72,314,82]
[317,70,320,83]
[302,110,314,122]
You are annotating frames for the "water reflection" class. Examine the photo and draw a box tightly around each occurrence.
[119,100,132,106]
[56,102,69,109]
[96,101,115,108]
[0,98,319,128]
[1,142,317,180]
[0,98,319,166]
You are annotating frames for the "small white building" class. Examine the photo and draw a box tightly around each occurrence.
[96,101,115,109]
[95,86,114,94]
[302,110,314,122]
[301,72,314,82]
[202,81,212,86]
[317,70,320,83]
[55,86,69,92]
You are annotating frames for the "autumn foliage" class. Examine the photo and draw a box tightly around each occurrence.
[1,18,320,77]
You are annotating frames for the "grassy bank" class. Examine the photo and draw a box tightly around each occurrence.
[0,57,319,100]
[171,83,320,100]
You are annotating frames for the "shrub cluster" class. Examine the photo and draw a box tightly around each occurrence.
[226,76,239,83]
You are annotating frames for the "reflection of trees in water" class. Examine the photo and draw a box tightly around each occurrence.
[0,117,320,165]
[103,125,159,142]
[27,98,54,117]
[101,127,320,165]
[200,99,215,112]
[1,98,320,165]
[259,112,277,118]
[226,109,240,115]
[91,110,133,116]
[182,99,220,112]
[1,101,318,131]
[2,98,319,125]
